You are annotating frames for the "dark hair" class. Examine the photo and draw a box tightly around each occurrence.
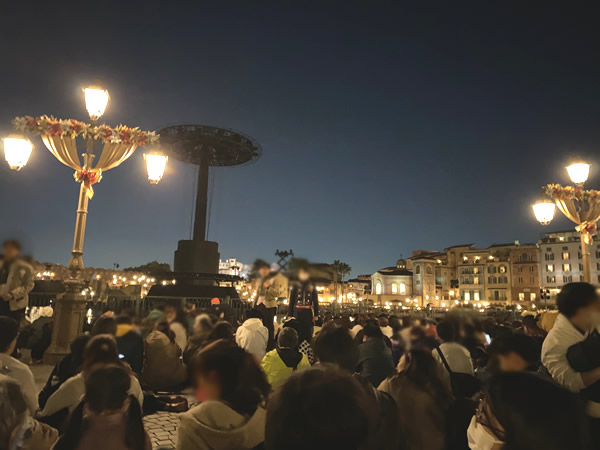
[69,334,92,374]
[362,319,383,339]
[207,321,234,342]
[0,317,18,353]
[313,324,358,372]
[278,327,299,349]
[2,240,21,251]
[82,335,124,374]
[487,333,539,365]
[486,372,589,450]
[115,314,133,325]
[155,320,176,343]
[165,305,188,329]
[395,349,452,408]
[556,282,598,318]
[91,316,117,336]
[55,365,146,450]
[436,320,456,342]
[266,367,370,450]
[245,308,263,321]
[521,315,541,330]
[192,340,270,416]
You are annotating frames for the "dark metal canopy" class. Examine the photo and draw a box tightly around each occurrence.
[159,124,262,167]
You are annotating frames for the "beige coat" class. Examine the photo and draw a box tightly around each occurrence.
[0,259,34,311]
[141,330,187,391]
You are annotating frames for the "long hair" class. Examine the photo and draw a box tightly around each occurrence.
[154,320,176,343]
[400,349,453,408]
[54,364,146,450]
[192,339,271,416]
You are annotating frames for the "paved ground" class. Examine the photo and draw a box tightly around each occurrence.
[30,364,183,449]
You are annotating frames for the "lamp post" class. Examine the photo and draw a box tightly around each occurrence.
[532,161,600,283]
[2,85,168,363]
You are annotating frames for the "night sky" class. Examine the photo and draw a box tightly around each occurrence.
[1,2,599,276]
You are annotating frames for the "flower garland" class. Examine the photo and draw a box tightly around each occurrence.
[74,170,103,199]
[544,184,600,202]
[12,115,159,146]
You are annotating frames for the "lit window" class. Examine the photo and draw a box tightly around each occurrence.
[530,293,536,301]
[391,283,398,294]
[399,283,406,294]
[547,264,554,272]
[375,282,382,295]
[499,265,506,274]
[563,264,571,272]
[562,252,570,260]
[474,292,480,301]
[519,293,525,301]
[464,292,471,301]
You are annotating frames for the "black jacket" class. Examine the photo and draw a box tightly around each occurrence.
[288,282,319,317]
[116,330,145,375]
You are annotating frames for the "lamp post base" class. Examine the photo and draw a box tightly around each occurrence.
[43,279,88,365]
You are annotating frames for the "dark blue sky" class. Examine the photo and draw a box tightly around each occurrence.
[1,2,599,275]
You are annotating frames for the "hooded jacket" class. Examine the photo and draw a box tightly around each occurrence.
[141,330,187,391]
[176,401,265,450]
[235,318,268,361]
[261,348,310,387]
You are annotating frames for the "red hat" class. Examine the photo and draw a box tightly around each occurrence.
[211,297,221,305]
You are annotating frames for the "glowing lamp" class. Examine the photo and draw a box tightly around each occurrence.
[566,162,590,185]
[3,136,32,171]
[84,86,109,120]
[532,199,556,225]
[144,152,168,184]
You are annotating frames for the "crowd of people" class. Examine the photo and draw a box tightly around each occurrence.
[1,240,600,449]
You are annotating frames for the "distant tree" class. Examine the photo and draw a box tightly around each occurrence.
[332,260,352,282]
[248,258,270,280]
[123,261,171,274]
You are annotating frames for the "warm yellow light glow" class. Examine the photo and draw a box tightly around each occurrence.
[532,199,556,225]
[3,136,32,171]
[144,152,168,184]
[84,86,109,120]
[566,162,590,185]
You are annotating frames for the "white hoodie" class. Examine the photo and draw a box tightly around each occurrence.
[177,401,265,450]
[235,318,269,361]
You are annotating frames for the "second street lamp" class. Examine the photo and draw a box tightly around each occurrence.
[532,161,600,283]
[3,84,168,362]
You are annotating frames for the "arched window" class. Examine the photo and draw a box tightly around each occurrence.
[521,252,529,262]
[499,265,507,274]
[415,265,421,274]
[391,283,398,294]
[400,283,406,294]
[375,282,382,295]
[487,266,496,274]
[426,265,433,275]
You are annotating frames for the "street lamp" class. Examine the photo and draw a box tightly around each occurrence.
[532,160,600,283]
[144,151,168,184]
[4,84,167,363]
[2,135,32,171]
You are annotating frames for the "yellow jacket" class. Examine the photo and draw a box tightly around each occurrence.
[261,348,310,388]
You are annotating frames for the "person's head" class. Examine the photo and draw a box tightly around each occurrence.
[210,297,220,306]
[0,376,29,450]
[55,364,146,450]
[436,320,456,343]
[521,315,540,330]
[377,315,389,328]
[255,260,270,279]
[409,325,426,343]
[557,282,600,329]
[191,340,270,415]
[115,314,132,326]
[0,317,18,355]
[2,240,21,263]
[266,367,370,450]
[297,267,310,282]
[82,335,123,373]
[362,319,383,340]
[487,333,539,373]
[155,320,176,342]
[313,324,358,372]
[91,316,117,336]
[401,316,413,329]
[207,321,234,343]
[164,304,186,325]
[245,308,263,321]
[481,372,589,450]
[396,349,452,406]
[278,327,299,349]
[193,314,213,335]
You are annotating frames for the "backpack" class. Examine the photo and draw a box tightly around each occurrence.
[435,346,481,398]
